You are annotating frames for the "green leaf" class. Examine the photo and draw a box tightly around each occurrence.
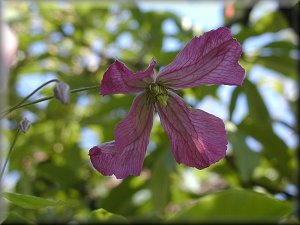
[239,80,294,180]
[1,192,62,209]
[89,208,128,223]
[243,79,271,125]
[255,40,298,80]
[169,189,293,222]
[229,87,242,121]
[100,178,143,215]
[256,55,297,79]
[261,40,297,50]
[0,212,8,224]
[2,212,36,224]
[235,12,288,43]
[228,132,260,182]
[238,117,294,181]
[37,163,81,188]
[252,11,288,34]
[150,150,172,212]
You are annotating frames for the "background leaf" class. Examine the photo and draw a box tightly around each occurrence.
[1,192,63,210]
[170,189,293,223]
[89,208,128,223]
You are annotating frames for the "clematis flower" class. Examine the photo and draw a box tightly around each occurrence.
[89,27,245,179]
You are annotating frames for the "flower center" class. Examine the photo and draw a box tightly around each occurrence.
[146,83,169,106]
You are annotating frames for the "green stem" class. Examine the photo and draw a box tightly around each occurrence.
[0,128,21,183]
[0,85,99,119]
[0,79,59,119]
[15,79,59,108]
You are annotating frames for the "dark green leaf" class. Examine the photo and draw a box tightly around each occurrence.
[243,79,271,125]
[37,163,81,188]
[238,117,294,181]
[256,55,297,79]
[2,212,36,224]
[229,87,241,121]
[228,132,260,182]
[150,150,171,212]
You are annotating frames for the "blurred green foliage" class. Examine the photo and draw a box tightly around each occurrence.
[1,1,298,223]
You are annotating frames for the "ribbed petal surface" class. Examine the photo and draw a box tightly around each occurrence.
[156,91,227,169]
[89,93,154,179]
[100,58,156,95]
[156,27,245,89]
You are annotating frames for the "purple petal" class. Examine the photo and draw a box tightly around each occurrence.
[156,91,227,169]
[100,58,156,95]
[89,141,118,177]
[89,93,154,179]
[156,27,245,89]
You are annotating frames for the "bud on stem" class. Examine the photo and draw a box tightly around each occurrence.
[53,81,70,105]
[19,117,31,133]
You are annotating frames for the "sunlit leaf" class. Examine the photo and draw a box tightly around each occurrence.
[169,189,293,222]
[252,11,288,34]
[235,11,288,43]
[89,208,128,223]
[1,192,63,209]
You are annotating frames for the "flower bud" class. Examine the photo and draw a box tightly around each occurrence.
[19,117,31,133]
[53,81,70,105]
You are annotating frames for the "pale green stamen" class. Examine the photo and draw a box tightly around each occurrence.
[147,83,169,106]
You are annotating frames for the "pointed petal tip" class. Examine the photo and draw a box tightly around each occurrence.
[150,57,157,65]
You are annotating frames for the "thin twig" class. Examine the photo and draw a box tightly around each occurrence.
[0,85,99,119]
[0,128,21,183]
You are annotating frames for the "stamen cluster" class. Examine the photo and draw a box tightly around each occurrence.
[146,83,169,106]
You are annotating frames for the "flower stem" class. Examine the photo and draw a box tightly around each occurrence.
[0,79,59,119]
[0,128,21,183]
[0,85,99,119]
[15,79,59,108]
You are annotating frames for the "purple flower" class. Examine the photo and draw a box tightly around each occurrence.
[89,27,245,179]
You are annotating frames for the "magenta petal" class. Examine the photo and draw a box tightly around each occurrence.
[89,93,154,179]
[89,141,118,177]
[156,27,245,89]
[100,58,156,95]
[156,91,227,169]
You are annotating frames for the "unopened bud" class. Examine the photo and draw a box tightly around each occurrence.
[53,81,70,105]
[19,117,31,133]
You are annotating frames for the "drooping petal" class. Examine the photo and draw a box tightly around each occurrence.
[156,27,245,89]
[156,91,227,169]
[89,141,118,176]
[100,58,156,95]
[89,93,154,179]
